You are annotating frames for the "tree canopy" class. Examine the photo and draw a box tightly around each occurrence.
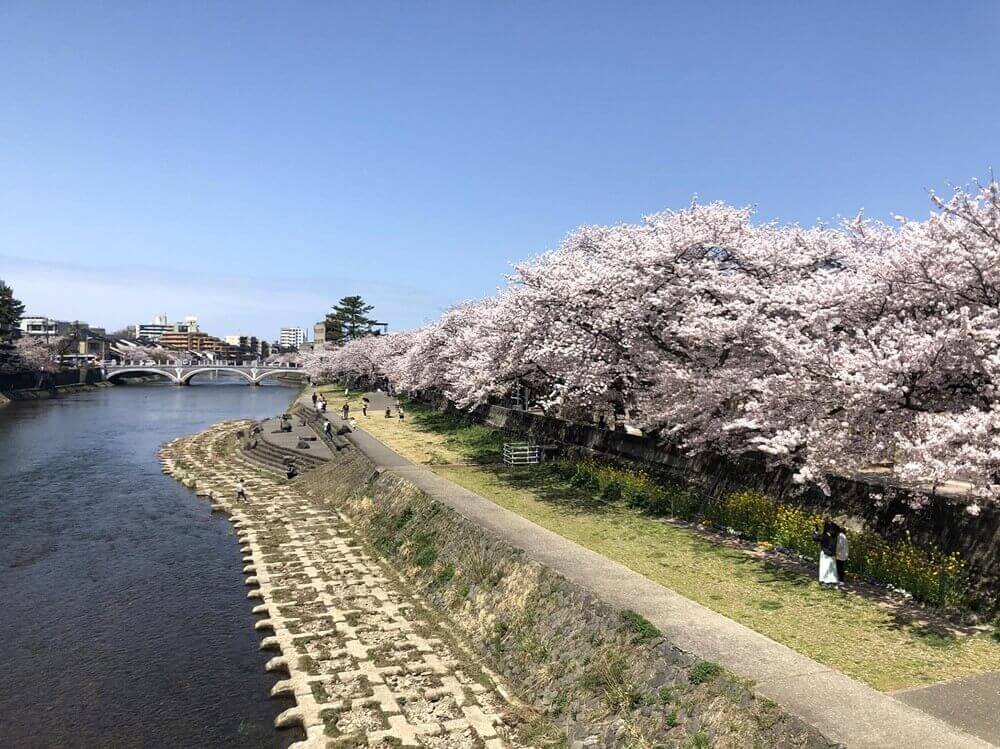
[294,178,1000,512]
[0,279,25,368]
[325,295,378,344]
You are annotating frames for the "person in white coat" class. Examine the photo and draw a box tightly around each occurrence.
[813,521,839,585]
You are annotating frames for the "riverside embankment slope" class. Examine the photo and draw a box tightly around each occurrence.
[312,390,994,749]
[162,408,837,747]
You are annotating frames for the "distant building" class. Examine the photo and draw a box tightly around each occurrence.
[313,321,326,345]
[279,327,307,349]
[132,314,199,342]
[18,316,85,338]
[225,334,263,359]
[159,329,236,356]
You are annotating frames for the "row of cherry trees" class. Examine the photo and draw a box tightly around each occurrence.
[300,181,1000,507]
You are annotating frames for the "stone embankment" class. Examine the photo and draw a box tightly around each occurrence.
[160,422,528,749]
[161,418,835,748]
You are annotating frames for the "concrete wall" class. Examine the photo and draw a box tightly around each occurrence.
[479,404,999,611]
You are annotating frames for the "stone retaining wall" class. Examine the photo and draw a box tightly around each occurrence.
[474,404,999,612]
[302,450,835,748]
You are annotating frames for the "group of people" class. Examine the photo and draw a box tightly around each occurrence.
[814,520,849,586]
[311,391,329,413]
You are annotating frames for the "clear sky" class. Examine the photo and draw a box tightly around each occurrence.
[2,2,999,340]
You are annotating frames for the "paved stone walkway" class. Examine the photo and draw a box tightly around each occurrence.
[159,422,522,749]
[324,390,996,749]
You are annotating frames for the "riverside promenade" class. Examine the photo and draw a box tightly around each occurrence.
[321,390,996,749]
[159,422,523,749]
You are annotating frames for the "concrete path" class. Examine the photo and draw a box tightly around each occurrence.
[895,672,1000,745]
[323,390,996,749]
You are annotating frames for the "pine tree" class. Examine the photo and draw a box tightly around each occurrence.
[0,279,25,368]
[325,295,377,344]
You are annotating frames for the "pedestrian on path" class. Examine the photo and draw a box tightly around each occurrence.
[835,525,849,586]
[342,402,350,420]
[235,478,247,502]
[311,391,317,407]
[319,398,327,413]
[385,406,392,418]
[813,520,838,585]
[323,419,332,437]
[362,397,369,417]
[398,405,405,421]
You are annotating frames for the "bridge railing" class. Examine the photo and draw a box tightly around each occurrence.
[102,360,302,369]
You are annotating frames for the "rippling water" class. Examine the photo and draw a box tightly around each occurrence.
[0,377,301,747]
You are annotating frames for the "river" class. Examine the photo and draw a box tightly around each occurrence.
[0,377,301,748]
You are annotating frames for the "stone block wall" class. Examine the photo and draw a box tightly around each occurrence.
[479,404,999,611]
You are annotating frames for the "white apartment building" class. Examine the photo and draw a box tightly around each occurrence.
[279,327,307,349]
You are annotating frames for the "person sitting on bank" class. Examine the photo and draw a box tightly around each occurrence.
[286,463,299,480]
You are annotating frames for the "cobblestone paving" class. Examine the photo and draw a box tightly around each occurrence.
[159,421,522,749]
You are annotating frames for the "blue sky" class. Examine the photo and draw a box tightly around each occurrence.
[2,2,998,340]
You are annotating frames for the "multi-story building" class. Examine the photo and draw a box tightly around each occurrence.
[132,315,199,342]
[225,334,263,360]
[279,327,308,349]
[18,316,92,338]
[159,330,236,357]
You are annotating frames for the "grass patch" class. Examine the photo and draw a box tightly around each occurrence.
[619,609,662,643]
[688,660,722,685]
[348,395,1000,692]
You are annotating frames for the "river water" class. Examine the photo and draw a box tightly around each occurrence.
[0,378,301,748]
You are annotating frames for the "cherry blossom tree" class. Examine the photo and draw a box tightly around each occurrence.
[299,179,1000,506]
[9,336,65,386]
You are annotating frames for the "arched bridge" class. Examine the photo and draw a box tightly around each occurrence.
[102,361,308,386]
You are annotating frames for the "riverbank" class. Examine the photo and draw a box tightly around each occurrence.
[161,413,838,748]
[0,380,114,402]
[316,388,1000,694]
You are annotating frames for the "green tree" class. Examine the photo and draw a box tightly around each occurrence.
[325,295,378,343]
[0,279,25,368]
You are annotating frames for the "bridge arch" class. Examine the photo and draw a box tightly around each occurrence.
[252,369,309,385]
[105,367,179,384]
[179,367,256,385]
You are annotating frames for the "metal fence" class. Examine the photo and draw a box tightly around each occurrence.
[503,442,540,465]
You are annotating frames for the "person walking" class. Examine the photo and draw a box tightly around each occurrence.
[398,405,405,421]
[319,398,327,413]
[323,419,332,438]
[235,478,247,502]
[812,521,838,585]
[362,397,369,417]
[342,402,350,420]
[311,391,318,407]
[835,525,849,586]
[385,406,392,418]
